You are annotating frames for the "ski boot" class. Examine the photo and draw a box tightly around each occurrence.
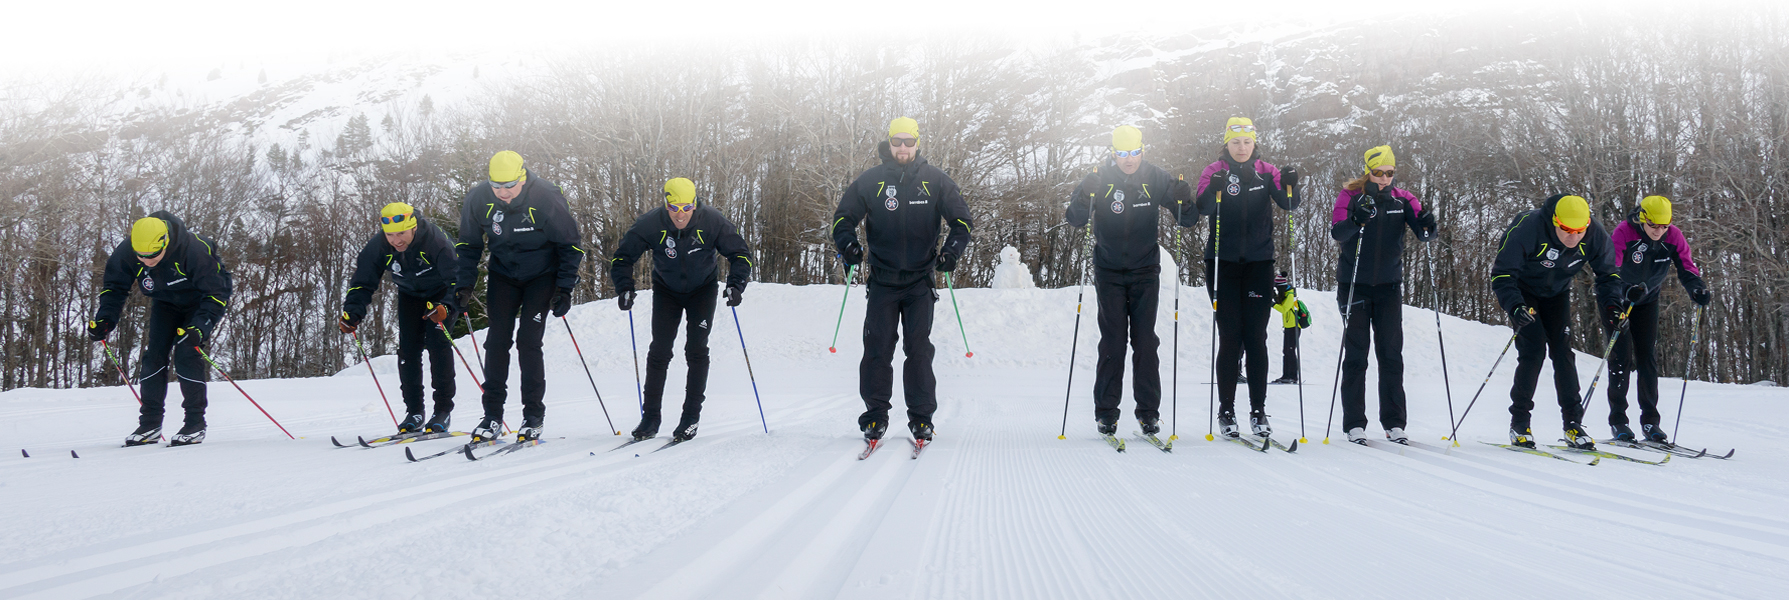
[631,413,661,441]
[170,422,206,447]
[124,424,161,447]
[863,420,888,441]
[1610,423,1636,442]
[424,413,451,434]
[910,421,934,441]
[1509,425,1536,449]
[1249,410,1272,437]
[1386,427,1408,444]
[1268,376,1298,385]
[1563,422,1596,450]
[517,417,543,443]
[1642,423,1670,444]
[672,415,699,442]
[1217,410,1240,438]
[470,416,503,443]
[1346,427,1368,445]
[1139,418,1161,436]
[397,412,425,434]
[1096,415,1118,436]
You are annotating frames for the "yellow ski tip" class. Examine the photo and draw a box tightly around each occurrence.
[1057,435,1066,440]
[1299,438,1309,444]
[1203,433,1215,441]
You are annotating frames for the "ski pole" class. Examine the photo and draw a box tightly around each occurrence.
[1289,189,1306,443]
[1426,220,1458,445]
[1446,330,1519,444]
[1577,301,1636,416]
[439,324,483,393]
[731,305,770,433]
[828,264,858,353]
[1171,219,1184,441]
[1058,195,1096,440]
[1670,304,1706,444]
[944,273,973,358]
[349,330,399,427]
[1206,187,1222,441]
[1322,222,1369,444]
[562,316,618,435]
[627,308,644,412]
[100,340,142,405]
[190,341,295,439]
[461,313,485,371]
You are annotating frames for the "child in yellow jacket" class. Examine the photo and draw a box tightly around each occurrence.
[1269,272,1310,384]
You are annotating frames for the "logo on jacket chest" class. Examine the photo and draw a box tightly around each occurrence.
[665,236,678,259]
[492,211,505,236]
[1546,248,1560,261]
[391,261,403,275]
[1225,174,1242,196]
[885,186,899,211]
[141,277,155,293]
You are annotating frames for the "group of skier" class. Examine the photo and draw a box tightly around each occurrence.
[84,114,1709,457]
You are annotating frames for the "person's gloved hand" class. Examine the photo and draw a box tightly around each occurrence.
[552,288,572,318]
[839,241,864,268]
[88,318,116,342]
[1350,194,1378,225]
[338,311,362,334]
[1281,167,1299,191]
[424,303,450,324]
[1623,283,1647,304]
[617,288,636,312]
[1689,286,1712,307]
[177,326,207,349]
[1509,305,1536,330]
[1602,305,1625,331]
[1209,169,1231,194]
[454,287,475,314]
[1415,206,1439,242]
[724,285,744,307]
[936,252,959,273]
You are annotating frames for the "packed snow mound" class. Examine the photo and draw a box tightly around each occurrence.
[989,246,1035,289]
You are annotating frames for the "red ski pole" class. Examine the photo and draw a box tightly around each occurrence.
[350,330,399,427]
[100,340,142,405]
[190,341,295,439]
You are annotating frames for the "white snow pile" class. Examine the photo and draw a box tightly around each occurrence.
[2,279,1785,599]
[989,245,1035,289]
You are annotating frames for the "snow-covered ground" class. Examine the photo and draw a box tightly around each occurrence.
[2,268,1786,599]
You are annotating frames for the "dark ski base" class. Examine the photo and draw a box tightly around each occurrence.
[611,436,656,452]
[465,439,546,461]
[407,439,502,463]
[1265,436,1298,453]
[1222,433,1269,453]
[651,438,688,453]
[1480,441,1599,465]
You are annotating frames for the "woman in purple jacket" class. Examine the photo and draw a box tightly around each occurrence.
[1603,195,1709,443]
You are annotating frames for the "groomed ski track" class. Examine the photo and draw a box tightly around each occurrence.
[2,281,1786,599]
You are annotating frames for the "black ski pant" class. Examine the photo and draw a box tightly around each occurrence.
[1206,258,1275,413]
[137,301,209,429]
[1337,282,1407,432]
[1092,267,1161,423]
[644,281,718,424]
[481,273,552,423]
[395,292,456,416]
[1281,327,1300,380]
[1509,291,1583,429]
[858,278,937,430]
[1605,299,1662,427]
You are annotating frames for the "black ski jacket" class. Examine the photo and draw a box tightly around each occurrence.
[455,170,585,289]
[1065,159,1193,273]
[1489,194,1624,311]
[610,205,754,294]
[1609,210,1705,305]
[1186,157,1301,263]
[95,211,234,333]
[1329,183,1438,285]
[343,216,460,319]
[831,142,974,287]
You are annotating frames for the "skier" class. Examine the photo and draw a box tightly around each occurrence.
[88,212,233,446]
[1267,272,1310,385]
[1185,117,1301,438]
[454,151,585,443]
[831,117,973,444]
[610,178,754,443]
[1330,146,1437,445]
[339,202,461,435]
[1064,125,1193,437]
[1490,194,1631,450]
[1604,195,1709,443]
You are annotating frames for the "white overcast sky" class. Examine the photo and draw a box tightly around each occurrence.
[0,0,1762,78]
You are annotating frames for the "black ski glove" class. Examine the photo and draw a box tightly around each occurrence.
[1509,305,1536,330]
[1602,305,1626,331]
[87,318,116,342]
[1623,283,1647,304]
[338,311,362,334]
[617,289,636,312]
[454,287,475,314]
[1414,206,1439,241]
[177,326,207,349]
[724,285,744,307]
[936,252,959,273]
[839,241,864,268]
[1209,169,1231,195]
[1281,167,1299,191]
[1350,193,1378,225]
[552,287,572,318]
[1689,286,1711,306]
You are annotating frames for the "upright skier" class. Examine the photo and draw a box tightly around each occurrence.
[1490,194,1631,450]
[611,178,754,443]
[1186,117,1301,438]
[1331,146,1437,444]
[1267,273,1310,385]
[89,212,233,446]
[1064,125,1193,437]
[340,202,461,435]
[455,151,585,443]
[831,117,973,444]
[1605,195,1709,443]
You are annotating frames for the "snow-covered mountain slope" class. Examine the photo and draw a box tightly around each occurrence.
[1,270,1783,598]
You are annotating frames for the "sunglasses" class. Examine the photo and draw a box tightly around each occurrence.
[889,137,917,147]
[1643,220,1669,230]
[1228,125,1256,133]
[1113,148,1143,158]
[490,179,522,190]
[135,248,164,259]
[381,213,410,226]
[1554,216,1588,235]
[1371,169,1396,178]
[666,203,695,213]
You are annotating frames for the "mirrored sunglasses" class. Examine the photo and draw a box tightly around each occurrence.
[1228,124,1257,133]
[1554,216,1588,235]
[666,203,695,213]
[490,179,522,190]
[1371,169,1396,178]
[381,213,410,226]
[1113,148,1142,158]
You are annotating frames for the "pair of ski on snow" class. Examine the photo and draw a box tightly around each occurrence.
[1097,431,1176,453]
[1476,437,1730,466]
[609,435,695,455]
[859,437,929,460]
